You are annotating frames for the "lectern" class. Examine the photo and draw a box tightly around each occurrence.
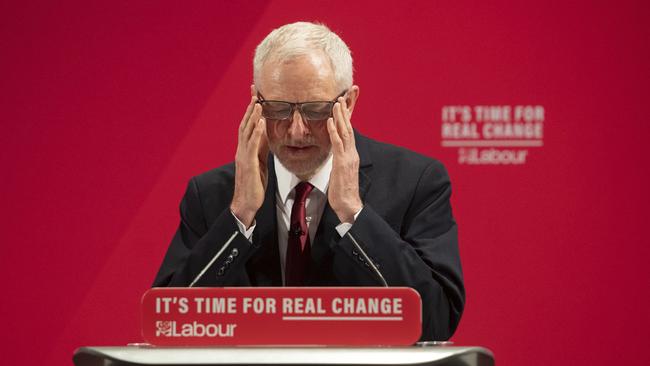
[74,288,493,366]
[73,345,494,366]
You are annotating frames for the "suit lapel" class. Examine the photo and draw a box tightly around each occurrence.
[355,130,374,203]
[308,130,373,284]
[246,154,283,286]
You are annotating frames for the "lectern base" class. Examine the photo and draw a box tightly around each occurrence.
[73,346,494,366]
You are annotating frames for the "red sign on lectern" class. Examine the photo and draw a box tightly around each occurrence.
[141,287,421,346]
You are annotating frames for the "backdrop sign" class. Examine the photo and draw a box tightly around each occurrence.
[440,105,545,165]
[141,287,422,346]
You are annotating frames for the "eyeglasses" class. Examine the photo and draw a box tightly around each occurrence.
[256,90,348,123]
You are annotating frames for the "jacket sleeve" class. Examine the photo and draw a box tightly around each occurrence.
[152,177,258,287]
[330,161,464,341]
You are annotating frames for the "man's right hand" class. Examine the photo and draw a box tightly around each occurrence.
[230,85,269,228]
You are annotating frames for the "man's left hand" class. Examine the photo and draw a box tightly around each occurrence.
[327,96,363,224]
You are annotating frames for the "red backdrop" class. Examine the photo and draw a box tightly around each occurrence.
[2,1,648,365]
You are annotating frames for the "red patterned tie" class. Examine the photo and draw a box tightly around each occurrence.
[285,182,314,286]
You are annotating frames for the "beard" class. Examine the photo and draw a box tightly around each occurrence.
[270,137,331,179]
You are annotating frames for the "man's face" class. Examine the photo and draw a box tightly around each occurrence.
[257,51,340,179]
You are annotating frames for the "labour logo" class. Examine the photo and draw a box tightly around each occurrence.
[156,321,174,336]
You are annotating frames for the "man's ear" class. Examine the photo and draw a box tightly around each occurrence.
[346,85,360,115]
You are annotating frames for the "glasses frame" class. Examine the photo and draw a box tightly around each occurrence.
[256,90,348,123]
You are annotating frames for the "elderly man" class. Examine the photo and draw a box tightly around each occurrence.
[153,22,464,341]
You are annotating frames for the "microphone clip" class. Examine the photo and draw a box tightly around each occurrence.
[289,226,304,237]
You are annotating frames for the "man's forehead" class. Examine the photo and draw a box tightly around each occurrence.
[259,51,337,100]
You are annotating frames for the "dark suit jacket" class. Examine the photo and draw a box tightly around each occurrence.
[153,131,465,341]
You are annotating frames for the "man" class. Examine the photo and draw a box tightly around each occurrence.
[153,22,464,341]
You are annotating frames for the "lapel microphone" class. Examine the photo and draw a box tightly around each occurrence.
[289,225,304,237]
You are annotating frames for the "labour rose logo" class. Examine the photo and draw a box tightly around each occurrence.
[156,321,173,336]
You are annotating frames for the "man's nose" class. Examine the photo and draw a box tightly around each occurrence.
[286,109,309,136]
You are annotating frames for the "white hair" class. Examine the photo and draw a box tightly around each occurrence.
[253,21,353,91]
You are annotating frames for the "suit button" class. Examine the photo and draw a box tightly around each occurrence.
[226,255,235,263]
[223,261,230,268]
[217,268,225,276]
[352,249,359,256]
[231,248,239,257]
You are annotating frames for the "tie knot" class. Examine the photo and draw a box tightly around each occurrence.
[294,182,313,203]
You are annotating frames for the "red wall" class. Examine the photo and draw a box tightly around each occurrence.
[2,1,648,365]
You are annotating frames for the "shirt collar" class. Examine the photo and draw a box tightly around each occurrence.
[274,153,332,204]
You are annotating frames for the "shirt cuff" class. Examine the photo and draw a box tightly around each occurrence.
[335,207,363,237]
[231,211,256,241]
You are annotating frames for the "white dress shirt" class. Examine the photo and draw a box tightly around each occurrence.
[233,153,360,284]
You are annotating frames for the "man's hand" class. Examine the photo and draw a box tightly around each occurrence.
[326,96,363,224]
[230,85,269,228]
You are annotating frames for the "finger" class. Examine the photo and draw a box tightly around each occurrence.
[333,102,351,150]
[340,96,354,136]
[333,103,347,137]
[258,120,269,159]
[249,118,266,155]
[239,95,258,137]
[339,96,356,147]
[244,103,262,142]
[327,117,344,154]
[250,84,256,97]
